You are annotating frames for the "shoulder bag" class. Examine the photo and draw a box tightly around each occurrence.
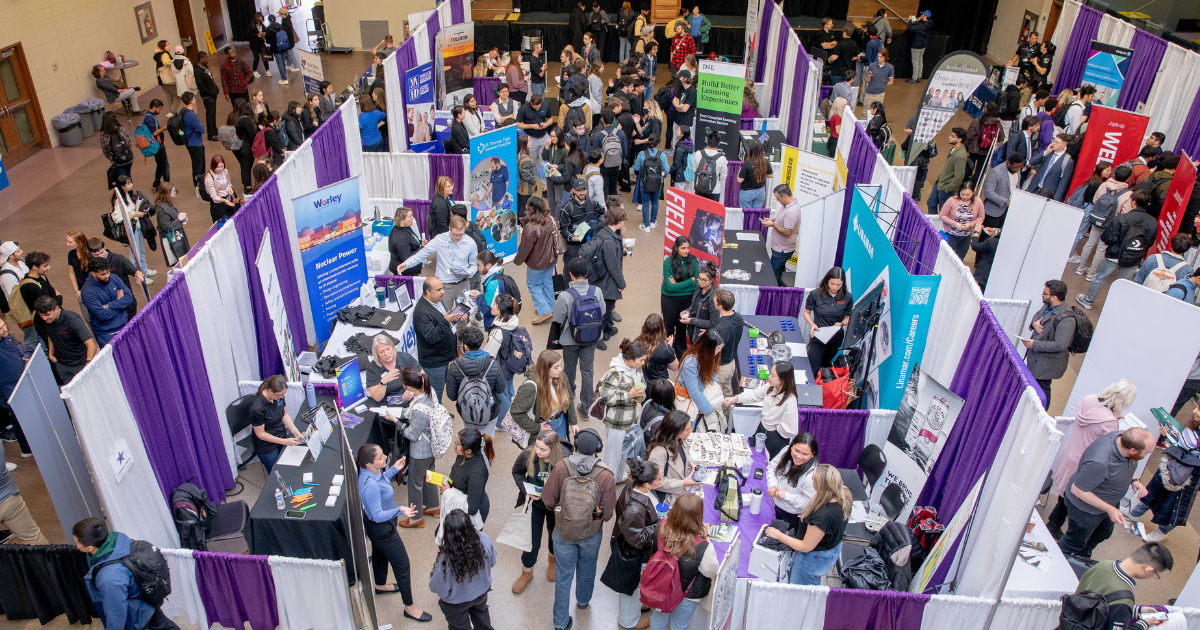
[551,217,568,256]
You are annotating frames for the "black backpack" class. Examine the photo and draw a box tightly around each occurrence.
[92,540,172,607]
[489,271,524,314]
[714,462,745,521]
[580,238,607,283]
[1087,188,1120,228]
[1054,306,1094,354]
[695,151,720,194]
[589,10,605,33]
[1057,589,1134,630]
[109,133,134,165]
[642,151,664,193]
[1051,101,1080,129]
[166,113,188,146]
[170,482,218,550]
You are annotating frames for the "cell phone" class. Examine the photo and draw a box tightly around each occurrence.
[753,468,764,480]
[284,510,306,519]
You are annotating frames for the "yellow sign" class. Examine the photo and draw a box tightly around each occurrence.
[781,145,800,194]
[205,31,217,55]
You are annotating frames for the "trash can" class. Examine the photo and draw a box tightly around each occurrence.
[83,98,106,130]
[53,113,84,147]
[68,105,95,137]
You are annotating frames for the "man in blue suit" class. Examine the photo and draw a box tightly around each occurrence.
[1025,133,1074,201]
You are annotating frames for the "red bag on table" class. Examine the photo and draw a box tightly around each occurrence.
[816,366,850,409]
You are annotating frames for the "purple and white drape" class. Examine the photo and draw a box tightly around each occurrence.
[1053,5,1103,92]
[833,124,878,265]
[311,113,350,187]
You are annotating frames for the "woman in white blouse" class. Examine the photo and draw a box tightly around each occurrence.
[725,361,798,459]
[765,433,819,533]
[462,94,485,137]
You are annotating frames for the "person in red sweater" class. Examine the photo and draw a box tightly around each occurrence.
[670,23,695,76]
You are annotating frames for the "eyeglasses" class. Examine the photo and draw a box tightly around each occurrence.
[1149,567,1161,580]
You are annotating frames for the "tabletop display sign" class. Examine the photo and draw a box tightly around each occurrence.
[663,187,726,269]
[255,230,302,381]
[888,363,964,474]
[336,357,365,409]
[1081,41,1133,108]
[469,126,520,259]
[405,62,441,153]
[906,52,988,165]
[912,474,986,594]
[1147,153,1197,257]
[694,60,746,159]
[439,22,475,108]
[292,177,368,345]
[1066,105,1149,197]
[298,49,324,96]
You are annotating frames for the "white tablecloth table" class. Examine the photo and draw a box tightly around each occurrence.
[1002,509,1078,600]
[309,296,418,386]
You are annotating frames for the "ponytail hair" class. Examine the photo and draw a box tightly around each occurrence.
[400,366,431,397]
[355,443,381,470]
[258,375,287,395]
[459,428,497,465]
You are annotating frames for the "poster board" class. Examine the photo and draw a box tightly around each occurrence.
[1081,42,1133,108]
[709,533,742,630]
[256,230,303,381]
[780,145,837,206]
[663,187,727,269]
[468,126,520,259]
[870,442,928,525]
[888,363,965,474]
[695,60,745,160]
[906,52,989,165]
[440,22,475,108]
[405,62,441,153]
[292,177,368,344]
[299,50,324,95]
[912,474,986,593]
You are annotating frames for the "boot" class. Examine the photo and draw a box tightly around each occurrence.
[513,567,534,593]
[546,554,556,581]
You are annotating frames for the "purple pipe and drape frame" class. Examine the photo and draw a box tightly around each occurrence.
[426,11,441,61]
[194,552,279,630]
[1177,89,1200,158]
[753,2,774,83]
[450,0,464,24]
[822,589,929,630]
[723,161,743,207]
[1053,5,1103,92]
[1115,30,1166,112]
[755,287,804,318]
[833,125,878,265]
[111,275,234,503]
[234,177,311,377]
[311,113,350,188]
[796,408,867,469]
[475,77,501,108]
[741,208,770,236]
[768,17,791,118]
[429,154,465,201]
[393,40,420,152]
[786,48,813,147]
[373,274,417,300]
[891,193,941,275]
[404,199,432,236]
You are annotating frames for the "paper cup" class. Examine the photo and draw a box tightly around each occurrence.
[755,261,763,272]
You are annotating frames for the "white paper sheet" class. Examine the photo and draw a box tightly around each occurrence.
[276,445,310,467]
[812,326,839,343]
[736,232,761,241]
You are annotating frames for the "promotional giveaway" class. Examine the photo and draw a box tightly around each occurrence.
[1147,154,1197,256]
[256,230,303,381]
[1066,105,1149,195]
[694,60,745,158]
[906,52,989,163]
[298,50,324,96]
[469,126,520,258]
[405,62,440,153]
[293,177,368,344]
[663,187,726,267]
[440,22,475,108]
[1081,42,1133,108]
[779,145,837,205]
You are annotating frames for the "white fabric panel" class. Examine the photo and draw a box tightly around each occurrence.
[794,189,845,289]
[340,98,370,213]
[206,222,260,380]
[437,1,453,28]
[743,582,828,630]
[983,298,1030,340]
[1167,607,1200,630]
[414,28,432,65]
[1048,0,1081,86]
[724,284,760,317]
[724,208,744,230]
[865,409,895,452]
[274,141,319,345]
[957,388,1062,598]
[922,240,983,387]
[1096,14,1136,48]
[1141,44,1200,148]
[1178,563,1200,608]
[386,53,406,152]
[239,380,310,419]
[269,556,354,630]
[800,58,821,152]
[991,598,1061,630]
[364,152,431,199]
[762,9,782,116]
[459,0,471,23]
[891,166,916,193]
[61,351,180,549]
[159,548,207,629]
[922,594,994,630]
[777,40,798,137]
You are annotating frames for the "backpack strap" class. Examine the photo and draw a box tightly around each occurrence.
[1104,589,1135,603]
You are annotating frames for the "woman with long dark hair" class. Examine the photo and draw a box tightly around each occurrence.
[803,267,853,372]
[737,139,773,209]
[429,509,497,630]
[510,429,565,593]
[765,433,820,532]
[462,94,484,138]
[637,313,679,384]
[446,428,496,523]
[541,127,569,209]
[153,183,190,267]
[677,329,725,432]
[65,230,90,302]
[661,236,699,358]
[764,464,852,586]
[647,410,700,505]
[514,197,559,323]
[680,262,718,346]
[639,379,676,450]
[355,443,432,621]
[301,92,323,136]
[938,181,984,260]
[727,361,798,459]
[511,350,579,448]
[602,458,662,630]
[647,494,718,630]
[250,375,300,473]
[99,111,135,180]
[110,175,154,278]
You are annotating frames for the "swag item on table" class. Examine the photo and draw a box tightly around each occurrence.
[686,432,752,468]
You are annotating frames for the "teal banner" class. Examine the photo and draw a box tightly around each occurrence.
[468,126,520,259]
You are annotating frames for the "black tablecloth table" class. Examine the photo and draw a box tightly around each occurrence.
[738,315,813,380]
[245,394,383,570]
[720,230,778,287]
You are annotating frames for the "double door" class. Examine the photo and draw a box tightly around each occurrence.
[0,44,46,168]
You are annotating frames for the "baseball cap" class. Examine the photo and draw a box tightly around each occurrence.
[677,69,693,81]
[0,242,17,260]
[174,45,185,55]
[641,26,653,37]
[921,10,932,17]
[268,14,277,22]
[571,178,587,191]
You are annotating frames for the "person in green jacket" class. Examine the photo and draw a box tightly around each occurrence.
[688,6,712,55]
[1075,543,1171,630]
[662,236,699,359]
[927,127,968,215]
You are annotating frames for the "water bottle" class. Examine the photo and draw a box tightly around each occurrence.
[387,279,397,305]
[275,488,285,510]
[305,382,317,408]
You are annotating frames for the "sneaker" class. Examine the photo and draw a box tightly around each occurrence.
[556,617,574,630]
[638,224,651,232]
[5,462,14,472]
[278,80,289,85]
[611,312,621,322]
[1075,294,1093,309]
[577,404,589,419]
[1085,273,1096,282]
[266,71,273,77]
[596,340,607,351]
[1143,528,1169,543]
[145,278,155,286]
[254,71,262,78]
[577,603,589,610]
[20,451,32,458]
[649,222,657,229]
[1075,267,1085,275]
[196,188,202,198]
[0,430,16,443]
[145,269,159,277]
[1067,254,1081,264]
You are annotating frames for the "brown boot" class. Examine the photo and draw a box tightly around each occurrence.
[512,568,534,593]
[633,614,651,629]
[398,517,425,528]
[546,554,556,581]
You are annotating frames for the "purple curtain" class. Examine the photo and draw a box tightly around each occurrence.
[740,118,755,130]
[373,274,417,300]
[311,113,350,188]
[754,286,804,317]
[1177,89,1200,158]
[393,40,420,152]
[111,275,233,502]
[450,0,464,24]
[1116,30,1167,112]
[822,589,929,630]
[475,77,501,108]
[834,124,879,265]
[769,19,791,117]
[754,3,774,82]
[234,177,310,376]
[797,408,867,469]
[891,194,940,275]
[1054,5,1103,92]
[426,11,441,62]
[430,154,465,201]
[403,198,432,236]
[741,208,770,236]
[724,161,743,206]
[195,552,279,630]
[819,85,832,104]
[786,50,812,146]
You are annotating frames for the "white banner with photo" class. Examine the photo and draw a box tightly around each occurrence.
[888,364,965,475]
[255,230,303,381]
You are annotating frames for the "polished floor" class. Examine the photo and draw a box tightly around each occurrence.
[0,41,1193,630]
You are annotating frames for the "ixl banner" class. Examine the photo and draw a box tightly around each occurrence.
[1147,153,1197,257]
[405,62,440,153]
[293,177,368,344]
[1066,105,1149,197]
[663,187,726,269]
[1082,41,1133,108]
[469,126,520,259]
[695,60,745,160]
[906,52,988,165]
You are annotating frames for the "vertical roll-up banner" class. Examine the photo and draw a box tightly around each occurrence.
[292,178,368,344]
[663,187,726,269]
[905,52,989,166]
[1147,154,1197,257]
[695,60,745,159]
[298,50,324,95]
[440,22,474,108]
[745,0,762,80]
[406,62,441,153]
[1081,41,1133,108]
[469,126,520,259]
[256,230,303,381]
[1066,105,1149,196]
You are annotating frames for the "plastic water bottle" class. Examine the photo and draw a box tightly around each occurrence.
[305,382,317,409]
[275,488,285,510]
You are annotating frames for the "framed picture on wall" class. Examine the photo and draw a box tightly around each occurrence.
[135,2,158,44]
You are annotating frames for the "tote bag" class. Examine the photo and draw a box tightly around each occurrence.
[496,497,534,552]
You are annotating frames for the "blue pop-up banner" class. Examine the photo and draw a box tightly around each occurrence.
[468,126,520,259]
[405,62,441,153]
[292,177,367,344]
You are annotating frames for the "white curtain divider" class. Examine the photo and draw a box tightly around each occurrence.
[159,548,207,629]
[1141,44,1200,148]
[414,28,432,65]
[364,152,432,199]
[743,582,828,630]
[922,594,994,630]
[340,98,371,212]
[957,388,1062,598]
[1096,14,1136,48]
[800,58,821,152]
[990,597,1061,630]
[724,284,760,316]
[61,350,179,549]
[922,240,983,387]
[273,140,320,346]
[239,381,311,420]
[777,40,798,136]
[206,221,260,380]
[1166,607,1200,630]
[1048,0,1081,87]
[865,409,895,452]
[724,208,744,230]
[385,53,406,152]
[269,556,354,630]
[891,165,916,193]
[983,298,1030,340]
[761,7,783,116]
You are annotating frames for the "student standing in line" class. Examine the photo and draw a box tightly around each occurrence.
[180,93,207,194]
[906,11,932,82]
[220,46,252,108]
[511,429,566,593]
[446,428,495,523]
[194,51,221,141]
[737,140,773,209]
[637,314,679,386]
[661,237,698,359]
[34,297,95,385]
[555,256,607,416]
[646,494,718,630]
[142,100,170,191]
[153,183,190,266]
[603,458,662,630]
[598,339,649,482]
[429,510,497,630]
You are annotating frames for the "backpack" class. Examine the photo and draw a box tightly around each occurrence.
[619,13,634,38]
[601,129,623,168]
[566,286,604,344]
[199,173,214,203]
[622,423,647,461]
[642,151,664,193]
[274,28,292,53]
[589,10,606,33]
[980,124,998,149]
[1116,222,1152,268]
[134,121,159,158]
[580,238,607,284]
[639,538,702,612]
[695,151,720,194]
[1054,305,1094,354]
[1057,589,1135,630]
[7,278,38,328]
[714,461,744,521]
[489,271,524,314]
[499,327,534,375]
[454,357,496,428]
[92,540,172,607]
[169,482,218,551]
[166,113,187,146]
[556,462,606,540]
[1051,101,1080,130]
[1143,254,1188,292]
[1088,188,1120,228]
[252,129,271,158]
[413,401,454,458]
[108,132,134,164]
[219,124,242,151]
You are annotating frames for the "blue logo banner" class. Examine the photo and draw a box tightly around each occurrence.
[468,126,520,259]
[337,357,365,408]
[292,177,368,344]
[1082,41,1133,108]
[405,62,441,153]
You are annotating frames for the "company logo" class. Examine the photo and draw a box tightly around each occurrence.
[313,194,342,209]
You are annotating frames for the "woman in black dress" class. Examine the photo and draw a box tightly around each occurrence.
[388,207,424,275]
[802,267,853,372]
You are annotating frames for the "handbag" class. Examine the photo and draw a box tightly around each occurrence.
[496,498,534,552]
[101,213,128,244]
[501,382,536,447]
[551,217,568,256]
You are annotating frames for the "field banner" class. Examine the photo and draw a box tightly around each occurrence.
[1066,105,1149,197]
[469,126,520,259]
[1147,154,1197,257]
[906,52,988,165]
[256,230,302,381]
[405,62,440,153]
[663,187,727,269]
[695,60,745,159]
[1081,41,1133,108]
[440,22,474,108]
[298,49,324,95]
[292,177,368,344]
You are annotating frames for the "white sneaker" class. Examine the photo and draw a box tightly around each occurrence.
[1143,528,1169,542]
[650,222,658,229]
[1085,273,1097,282]
[638,224,651,232]
[145,269,159,277]
[1075,267,1085,275]
[253,71,262,78]
[266,71,273,77]
[1067,254,1081,264]
[1075,294,1093,309]
[279,80,289,85]
[5,462,14,472]
[145,278,155,286]
[20,451,31,458]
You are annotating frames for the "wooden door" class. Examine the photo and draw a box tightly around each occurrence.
[1044,1,1063,44]
[0,44,48,168]
[204,0,227,50]
[172,0,198,56]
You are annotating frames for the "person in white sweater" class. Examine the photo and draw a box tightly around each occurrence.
[764,433,819,533]
[726,361,799,459]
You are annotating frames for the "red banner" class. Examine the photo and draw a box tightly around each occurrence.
[663,187,726,269]
[1147,153,1197,257]
[1067,105,1150,198]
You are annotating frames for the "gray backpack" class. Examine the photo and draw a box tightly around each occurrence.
[556,462,606,540]
[454,358,496,428]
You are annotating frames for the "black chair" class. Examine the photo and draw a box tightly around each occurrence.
[225,394,256,466]
[209,500,250,546]
[880,483,905,521]
[858,444,887,495]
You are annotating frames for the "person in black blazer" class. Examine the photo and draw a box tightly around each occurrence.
[445,106,471,154]
[231,101,258,194]
[388,207,424,276]
[970,227,1000,292]
[1003,116,1040,185]
[429,178,454,240]
[194,51,221,140]
[413,277,466,402]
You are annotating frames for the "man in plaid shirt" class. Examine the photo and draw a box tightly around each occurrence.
[220,47,253,107]
[670,22,695,75]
